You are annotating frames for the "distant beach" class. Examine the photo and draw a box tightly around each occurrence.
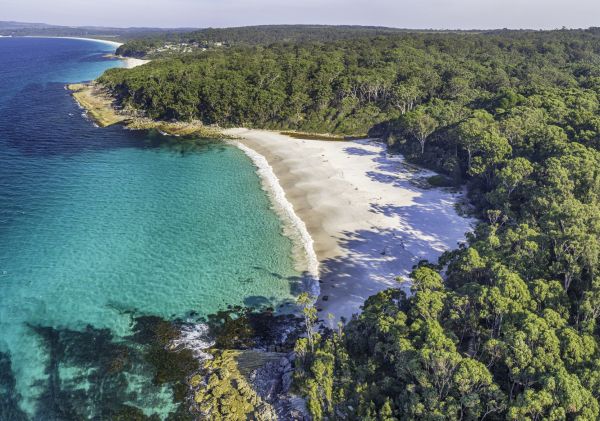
[21,36,150,68]
[224,129,474,324]
[55,37,151,68]
[22,35,121,48]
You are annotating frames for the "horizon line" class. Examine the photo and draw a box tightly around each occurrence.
[2,19,599,33]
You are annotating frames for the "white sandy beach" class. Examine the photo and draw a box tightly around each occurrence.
[20,36,150,68]
[224,128,474,324]
[56,37,151,68]
[22,35,121,48]
[119,56,151,68]
[59,37,151,69]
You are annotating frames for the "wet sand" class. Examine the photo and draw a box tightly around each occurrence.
[224,128,474,324]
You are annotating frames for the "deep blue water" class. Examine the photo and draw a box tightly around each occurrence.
[0,37,301,419]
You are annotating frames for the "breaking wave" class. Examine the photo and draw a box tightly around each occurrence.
[170,323,215,360]
[232,141,320,299]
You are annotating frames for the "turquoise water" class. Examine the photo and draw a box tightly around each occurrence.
[0,38,301,419]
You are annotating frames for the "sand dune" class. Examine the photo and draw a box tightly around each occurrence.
[224,128,474,324]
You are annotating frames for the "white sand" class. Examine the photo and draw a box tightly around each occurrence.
[58,37,152,69]
[21,36,150,68]
[224,128,475,324]
[119,57,151,68]
[22,36,122,48]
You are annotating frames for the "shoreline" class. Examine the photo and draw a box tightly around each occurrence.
[66,82,224,137]
[19,36,150,69]
[22,35,122,48]
[223,128,474,324]
[231,141,320,299]
[67,80,473,323]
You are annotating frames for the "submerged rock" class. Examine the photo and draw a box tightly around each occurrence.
[24,321,185,420]
[7,306,305,420]
[205,305,303,351]
[0,352,28,421]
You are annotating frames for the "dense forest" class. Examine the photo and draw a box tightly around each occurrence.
[99,28,600,419]
[114,25,419,58]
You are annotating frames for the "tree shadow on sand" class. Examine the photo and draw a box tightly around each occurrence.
[317,199,472,322]
[343,146,380,156]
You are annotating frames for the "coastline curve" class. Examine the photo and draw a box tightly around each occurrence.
[22,35,123,48]
[231,140,321,300]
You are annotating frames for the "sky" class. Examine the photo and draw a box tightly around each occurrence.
[2,0,600,29]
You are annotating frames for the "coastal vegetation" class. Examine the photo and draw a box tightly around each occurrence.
[68,82,227,138]
[95,27,600,418]
[114,25,418,58]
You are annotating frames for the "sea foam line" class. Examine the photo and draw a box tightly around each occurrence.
[170,323,215,360]
[232,141,320,298]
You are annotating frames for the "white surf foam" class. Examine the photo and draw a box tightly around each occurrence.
[232,141,320,299]
[170,323,214,360]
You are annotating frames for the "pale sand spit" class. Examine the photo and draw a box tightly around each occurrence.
[120,57,151,69]
[224,129,475,324]
[20,37,150,69]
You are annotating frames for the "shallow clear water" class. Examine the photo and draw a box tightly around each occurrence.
[0,38,301,419]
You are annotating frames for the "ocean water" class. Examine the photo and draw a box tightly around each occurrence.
[0,38,303,419]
